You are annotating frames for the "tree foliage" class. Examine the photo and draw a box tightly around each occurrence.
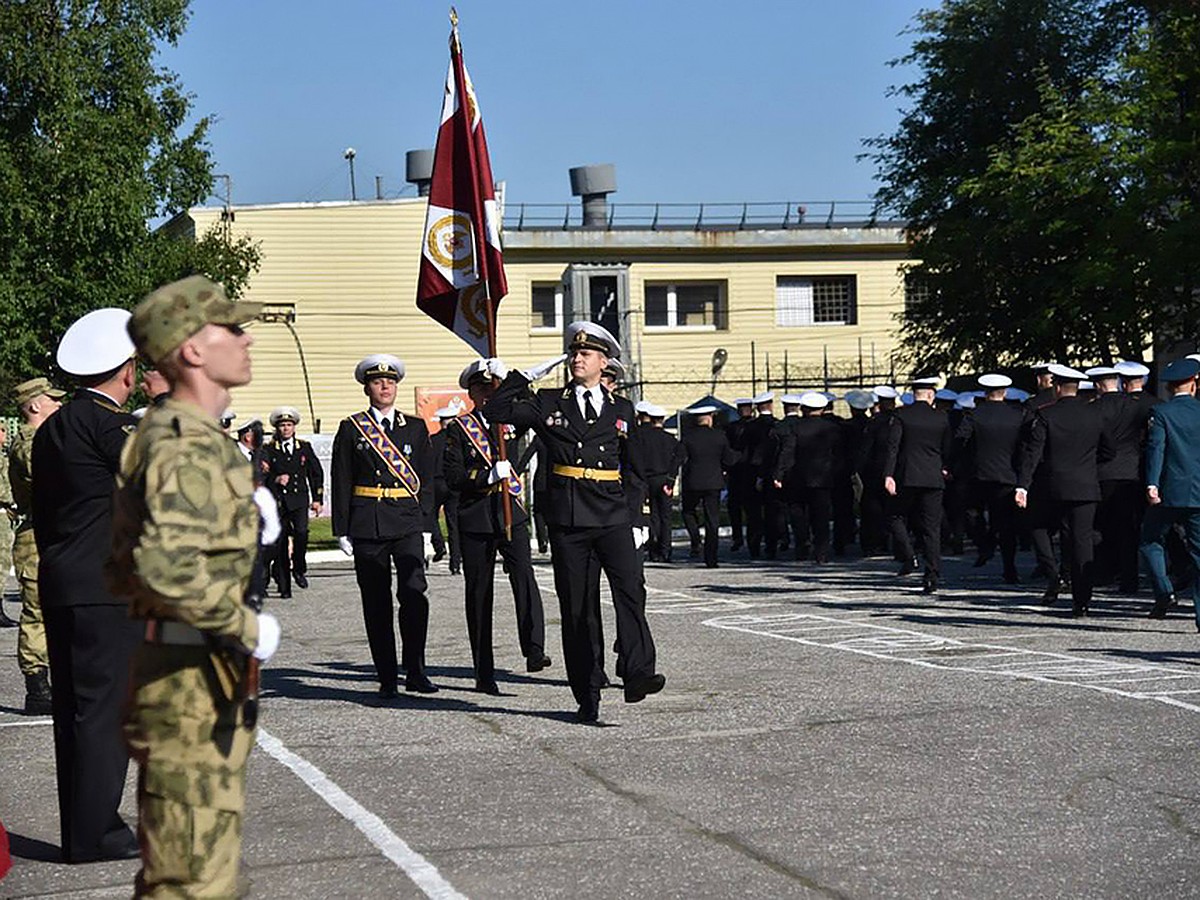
[868,0,1200,371]
[0,0,259,399]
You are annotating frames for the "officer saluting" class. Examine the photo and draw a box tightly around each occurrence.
[109,275,281,897]
[484,322,665,725]
[265,406,324,597]
[443,360,550,694]
[34,308,142,863]
[331,355,437,697]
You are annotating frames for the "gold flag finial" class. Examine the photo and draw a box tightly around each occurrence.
[449,6,458,27]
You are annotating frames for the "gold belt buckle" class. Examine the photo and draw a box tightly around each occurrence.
[582,467,595,480]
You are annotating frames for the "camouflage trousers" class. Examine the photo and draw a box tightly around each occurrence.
[13,527,46,675]
[125,643,255,899]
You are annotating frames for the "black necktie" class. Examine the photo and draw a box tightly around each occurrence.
[583,390,598,424]
[381,416,391,433]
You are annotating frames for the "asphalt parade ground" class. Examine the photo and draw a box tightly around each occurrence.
[3,543,1200,899]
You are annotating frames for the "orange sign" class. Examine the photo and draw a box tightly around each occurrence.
[414,385,473,433]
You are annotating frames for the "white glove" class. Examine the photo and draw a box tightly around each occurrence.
[253,486,281,546]
[488,459,513,485]
[483,357,509,380]
[338,535,354,556]
[423,532,435,564]
[632,526,649,549]
[253,613,281,662]
[522,354,568,382]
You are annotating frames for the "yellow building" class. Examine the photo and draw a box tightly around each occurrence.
[174,196,909,431]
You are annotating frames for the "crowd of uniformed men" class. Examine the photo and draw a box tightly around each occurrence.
[6,271,1200,895]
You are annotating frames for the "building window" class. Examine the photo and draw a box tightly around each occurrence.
[776,276,856,326]
[644,281,727,329]
[904,272,931,311]
[531,282,563,331]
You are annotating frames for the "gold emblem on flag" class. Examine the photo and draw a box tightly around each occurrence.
[427,213,475,272]
[459,283,488,340]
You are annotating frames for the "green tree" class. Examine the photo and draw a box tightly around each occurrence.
[0,0,258,399]
[866,0,1139,371]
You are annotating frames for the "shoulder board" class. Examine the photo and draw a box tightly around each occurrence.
[91,396,124,414]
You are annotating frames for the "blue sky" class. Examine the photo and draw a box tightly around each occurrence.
[166,1,929,208]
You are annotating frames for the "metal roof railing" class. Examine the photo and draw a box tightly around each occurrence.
[504,200,898,232]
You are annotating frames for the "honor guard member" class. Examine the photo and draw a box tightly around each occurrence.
[430,406,463,573]
[955,374,1024,583]
[725,398,756,552]
[265,406,324,597]
[629,402,683,562]
[1140,358,1200,623]
[235,416,272,611]
[744,391,782,558]
[110,275,281,897]
[1089,366,1144,593]
[1026,362,1058,412]
[9,377,65,713]
[884,376,953,594]
[443,360,550,694]
[859,386,898,556]
[680,404,736,568]
[332,354,438,697]
[774,392,843,563]
[1016,364,1104,615]
[483,321,665,725]
[1117,360,1157,408]
[32,308,141,862]
[842,390,875,552]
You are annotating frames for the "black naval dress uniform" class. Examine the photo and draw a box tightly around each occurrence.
[33,389,142,862]
[884,401,953,589]
[485,372,661,721]
[1018,396,1104,614]
[1094,390,1146,592]
[955,398,1025,581]
[628,424,683,562]
[858,407,895,556]
[265,434,324,596]
[680,423,736,568]
[744,413,783,558]
[442,411,548,691]
[331,408,435,694]
[430,427,462,572]
[725,414,756,551]
[775,414,843,562]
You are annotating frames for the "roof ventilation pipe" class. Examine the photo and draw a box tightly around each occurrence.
[569,164,616,227]
[406,149,435,197]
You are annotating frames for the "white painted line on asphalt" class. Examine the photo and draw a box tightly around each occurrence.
[0,717,51,728]
[256,728,468,900]
[702,610,1200,713]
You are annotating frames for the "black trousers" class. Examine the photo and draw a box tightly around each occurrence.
[785,486,833,561]
[549,524,656,709]
[859,479,889,555]
[460,523,546,683]
[727,474,752,547]
[889,487,943,577]
[273,505,309,594]
[431,482,461,566]
[1098,479,1142,591]
[749,482,785,558]
[943,477,969,553]
[971,482,1018,575]
[682,488,721,567]
[1035,500,1097,609]
[43,604,142,861]
[831,476,855,554]
[353,534,429,689]
[646,482,674,561]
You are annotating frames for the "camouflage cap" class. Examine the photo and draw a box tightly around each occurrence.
[12,377,66,407]
[130,275,263,364]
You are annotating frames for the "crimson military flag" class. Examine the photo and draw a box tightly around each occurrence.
[416,12,507,357]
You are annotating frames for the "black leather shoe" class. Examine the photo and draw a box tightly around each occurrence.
[378,684,398,699]
[526,654,551,673]
[624,673,666,704]
[405,675,439,694]
[70,826,140,863]
[922,575,938,595]
[1042,578,1060,605]
[433,548,446,562]
[449,562,462,575]
[475,680,501,695]
[575,703,600,725]
[293,572,309,589]
[973,552,993,568]
[278,590,292,599]
[898,558,918,576]
[1149,595,1174,619]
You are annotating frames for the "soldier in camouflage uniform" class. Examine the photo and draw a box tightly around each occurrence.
[108,275,281,898]
[9,377,65,713]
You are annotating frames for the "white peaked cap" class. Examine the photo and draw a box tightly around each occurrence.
[752,391,775,404]
[978,374,1012,389]
[56,308,135,376]
[799,391,828,409]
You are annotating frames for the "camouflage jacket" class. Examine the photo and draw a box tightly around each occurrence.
[108,398,260,650]
[8,424,34,529]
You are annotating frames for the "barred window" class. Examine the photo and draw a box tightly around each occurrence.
[531,282,563,331]
[904,273,931,311]
[643,281,727,329]
[776,276,856,326]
